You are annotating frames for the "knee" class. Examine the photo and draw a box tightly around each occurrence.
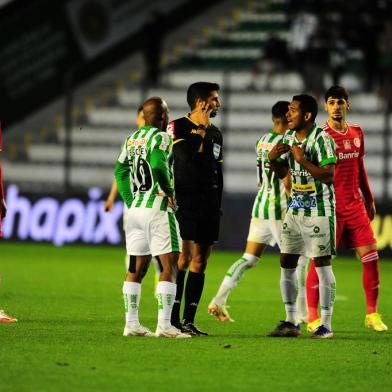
[190,255,207,273]
[178,252,191,270]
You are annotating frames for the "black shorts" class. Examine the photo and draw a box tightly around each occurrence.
[175,190,221,245]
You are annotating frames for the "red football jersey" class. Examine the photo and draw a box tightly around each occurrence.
[322,121,368,213]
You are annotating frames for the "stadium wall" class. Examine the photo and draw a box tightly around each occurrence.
[3,185,392,257]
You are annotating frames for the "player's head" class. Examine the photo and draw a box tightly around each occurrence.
[271,101,290,123]
[136,105,145,128]
[287,94,318,130]
[324,85,349,121]
[187,82,221,117]
[142,97,169,130]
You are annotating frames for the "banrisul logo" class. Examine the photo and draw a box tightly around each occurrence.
[3,185,123,245]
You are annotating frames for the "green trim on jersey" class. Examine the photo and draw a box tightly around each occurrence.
[168,212,180,252]
[251,130,289,220]
[279,124,336,217]
[115,125,174,211]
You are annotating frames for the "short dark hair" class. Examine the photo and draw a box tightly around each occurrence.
[324,85,349,102]
[292,94,318,121]
[272,101,290,118]
[187,82,220,110]
[137,105,143,113]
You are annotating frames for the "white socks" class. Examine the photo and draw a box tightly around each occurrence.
[316,265,336,330]
[280,267,298,324]
[123,281,141,328]
[296,256,308,319]
[156,281,177,328]
[214,253,260,305]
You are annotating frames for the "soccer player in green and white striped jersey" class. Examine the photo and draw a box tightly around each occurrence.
[268,94,337,339]
[115,97,190,339]
[104,107,162,288]
[208,101,309,323]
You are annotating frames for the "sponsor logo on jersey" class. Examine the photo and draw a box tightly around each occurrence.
[343,139,351,150]
[323,134,335,156]
[354,137,361,148]
[213,143,221,159]
[167,123,175,137]
[258,142,274,151]
[292,169,311,177]
[338,151,359,160]
[314,226,320,233]
[292,183,316,193]
[127,138,147,147]
[289,195,317,210]
[318,245,326,251]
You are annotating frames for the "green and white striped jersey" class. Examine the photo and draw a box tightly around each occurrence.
[252,130,289,220]
[278,123,337,217]
[114,125,174,212]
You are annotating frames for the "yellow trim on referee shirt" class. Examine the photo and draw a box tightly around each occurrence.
[173,138,185,145]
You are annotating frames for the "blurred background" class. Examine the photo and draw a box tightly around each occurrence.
[1,0,392,254]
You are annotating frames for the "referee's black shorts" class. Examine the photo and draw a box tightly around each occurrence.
[175,189,221,245]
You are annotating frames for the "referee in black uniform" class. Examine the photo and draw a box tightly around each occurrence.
[167,82,223,335]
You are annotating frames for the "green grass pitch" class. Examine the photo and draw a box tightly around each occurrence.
[0,242,391,392]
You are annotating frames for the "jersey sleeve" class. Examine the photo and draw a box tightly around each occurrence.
[168,120,204,159]
[216,130,224,207]
[317,132,336,167]
[359,127,365,158]
[357,128,374,203]
[150,132,174,197]
[276,137,290,164]
[114,137,133,207]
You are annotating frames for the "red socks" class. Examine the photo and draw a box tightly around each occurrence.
[361,249,380,314]
[306,259,320,322]
[306,250,380,319]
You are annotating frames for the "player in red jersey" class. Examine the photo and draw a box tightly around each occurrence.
[306,86,387,332]
[0,121,17,323]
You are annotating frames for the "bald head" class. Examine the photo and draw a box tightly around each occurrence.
[142,97,169,129]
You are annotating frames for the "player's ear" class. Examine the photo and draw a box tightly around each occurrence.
[304,112,312,122]
[324,102,328,112]
[347,101,350,110]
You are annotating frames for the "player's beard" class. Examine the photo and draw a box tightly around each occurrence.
[332,115,343,121]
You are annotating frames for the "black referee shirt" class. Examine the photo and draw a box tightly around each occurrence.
[167,116,223,204]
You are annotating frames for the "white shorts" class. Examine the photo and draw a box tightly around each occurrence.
[122,204,128,231]
[247,217,281,247]
[125,207,182,256]
[280,212,336,258]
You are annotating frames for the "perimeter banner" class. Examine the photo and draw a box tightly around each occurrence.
[2,185,392,256]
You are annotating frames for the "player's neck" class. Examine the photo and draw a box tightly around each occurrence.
[295,122,314,141]
[273,122,288,134]
[328,118,346,132]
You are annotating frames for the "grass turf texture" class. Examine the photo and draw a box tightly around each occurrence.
[0,243,391,392]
